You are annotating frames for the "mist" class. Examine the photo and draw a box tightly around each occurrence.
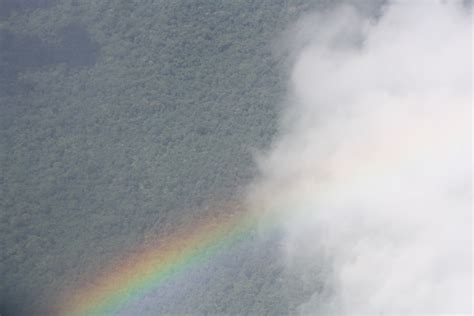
[251,1,472,314]
[1,1,471,314]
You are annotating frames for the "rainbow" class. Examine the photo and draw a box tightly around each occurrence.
[58,103,469,316]
[59,208,262,316]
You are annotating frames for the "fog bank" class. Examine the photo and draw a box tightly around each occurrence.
[251,1,472,314]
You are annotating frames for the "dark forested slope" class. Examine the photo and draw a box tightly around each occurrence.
[0,1,337,314]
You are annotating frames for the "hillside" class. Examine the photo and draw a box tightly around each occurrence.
[0,1,338,314]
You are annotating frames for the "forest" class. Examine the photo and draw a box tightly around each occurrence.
[0,0,339,314]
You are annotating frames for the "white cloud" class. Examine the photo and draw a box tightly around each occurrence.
[251,1,472,314]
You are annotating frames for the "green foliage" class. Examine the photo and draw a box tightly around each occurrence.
[0,0,331,314]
